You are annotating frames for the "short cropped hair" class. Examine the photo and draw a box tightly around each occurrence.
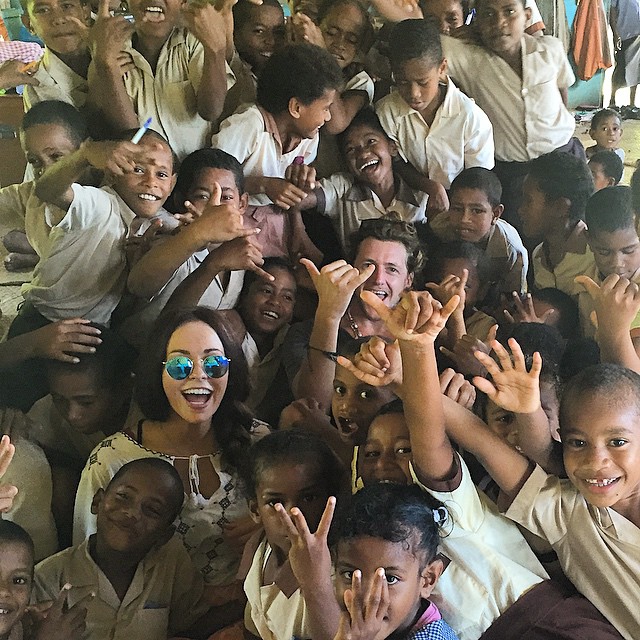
[589,150,624,185]
[630,166,640,213]
[450,167,503,207]
[585,185,636,234]
[21,100,88,147]
[560,363,640,428]
[109,458,185,521]
[0,521,34,565]
[531,288,579,340]
[256,43,343,114]
[244,430,345,498]
[239,256,296,302]
[389,18,443,70]
[422,240,488,284]
[349,217,425,275]
[134,307,253,471]
[233,0,283,30]
[527,152,595,222]
[329,483,445,566]
[337,107,389,154]
[590,108,621,131]
[176,148,245,197]
[46,325,136,390]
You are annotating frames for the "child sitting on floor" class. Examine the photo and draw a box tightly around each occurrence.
[296,108,429,254]
[34,458,220,638]
[376,18,494,214]
[589,150,624,191]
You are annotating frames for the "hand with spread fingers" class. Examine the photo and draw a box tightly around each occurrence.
[472,338,542,415]
[333,568,390,640]
[439,324,498,378]
[0,436,17,513]
[503,292,556,325]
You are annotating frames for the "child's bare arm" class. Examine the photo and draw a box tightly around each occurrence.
[166,236,270,310]
[276,498,341,640]
[292,260,375,407]
[576,274,640,374]
[182,3,229,122]
[367,0,422,22]
[425,269,468,349]
[86,0,138,131]
[394,160,449,216]
[357,290,460,482]
[34,140,142,211]
[245,176,310,210]
[0,436,17,513]
[514,408,565,476]
[128,183,258,297]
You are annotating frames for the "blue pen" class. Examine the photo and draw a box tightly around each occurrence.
[131,117,152,144]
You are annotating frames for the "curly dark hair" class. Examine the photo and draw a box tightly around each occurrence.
[256,43,343,114]
[134,307,254,471]
[329,483,445,566]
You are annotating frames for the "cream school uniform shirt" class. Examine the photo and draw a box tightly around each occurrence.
[19,184,135,324]
[212,105,320,206]
[316,173,428,253]
[110,28,235,161]
[375,78,495,189]
[442,34,576,163]
[34,536,208,640]
[532,232,596,298]
[505,465,640,640]
[416,456,548,640]
[23,48,88,111]
[241,535,312,640]
[430,215,529,294]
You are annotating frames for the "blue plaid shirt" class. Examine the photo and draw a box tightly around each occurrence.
[406,619,460,640]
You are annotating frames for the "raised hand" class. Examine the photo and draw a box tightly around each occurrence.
[90,0,134,68]
[426,270,467,319]
[337,337,402,389]
[285,160,316,192]
[278,398,331,431]
[439,368,476,409]
[31,584,92,640]
[301,259,375,321]
[81,140,145,176]
[0,436,17,512]
[0,59,40,91]
[576,274,640,332]
[125,218,163,268]
[207,235,274,281]
[182,2,227,52]
[334,569,389,640]
[264,177,309,210]
[439,324,498,378]
[30,319,102,364]
[359,290,459,344]
[473,338,542,414]
[275,497,335,589]
[291,12,326,47]
[503,292,556,325]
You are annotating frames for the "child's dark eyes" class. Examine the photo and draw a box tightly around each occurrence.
[266,499,283,507]
[396,446,412,455]
[301,494,318,503]
[363,449,381,458]
[359,389,373,400]
[13,576,30,586]
[610,438,628,447]
[565,438,586,448]
[340,570,354,581]
[385,574,399,585]
[334,385,346,396]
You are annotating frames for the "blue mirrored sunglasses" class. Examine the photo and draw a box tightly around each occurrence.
[163,355,230,380]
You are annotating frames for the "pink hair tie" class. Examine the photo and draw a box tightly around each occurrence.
[293,156,305,165]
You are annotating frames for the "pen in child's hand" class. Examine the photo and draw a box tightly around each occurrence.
[131,117,153,144]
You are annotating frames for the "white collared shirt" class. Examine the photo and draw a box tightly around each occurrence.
[375,78,494,188]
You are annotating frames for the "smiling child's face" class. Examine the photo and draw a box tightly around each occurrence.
[235,4,285,73]
[342,123,397,190]
[183,167,248,214]
[129,0,183,39]
[0,542,32,639]
[561,392,640,520]
[21,123,80,179]
[25,0,90,56]
[321,3,365,69]
[113,136,176,219]
[293,89,336,139]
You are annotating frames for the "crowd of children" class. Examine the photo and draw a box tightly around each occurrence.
[1,0,640,637]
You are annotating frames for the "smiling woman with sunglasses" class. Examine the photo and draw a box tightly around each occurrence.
[72,307,267,616]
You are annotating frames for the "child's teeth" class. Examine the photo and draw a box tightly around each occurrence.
[263,311,278,319]
[139,193,158,200]
[359,160,378,170]
[585,478,617,486]
[184,389,210,395]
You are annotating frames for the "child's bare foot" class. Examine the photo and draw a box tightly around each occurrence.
[2,230,37,254]
[4,252,39,271]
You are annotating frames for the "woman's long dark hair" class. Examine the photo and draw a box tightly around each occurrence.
[134,307,254,471]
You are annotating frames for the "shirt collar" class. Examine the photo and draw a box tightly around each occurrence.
[344,176,421,208]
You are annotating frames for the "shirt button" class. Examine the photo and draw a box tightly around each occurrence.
[522,88,528,97]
